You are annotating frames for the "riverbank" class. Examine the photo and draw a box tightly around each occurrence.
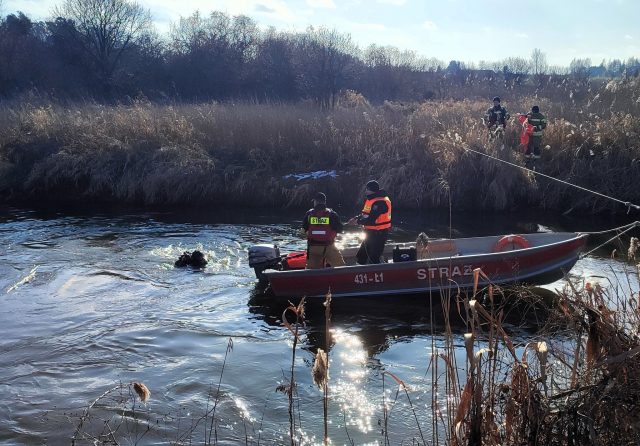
[1,84,639,213]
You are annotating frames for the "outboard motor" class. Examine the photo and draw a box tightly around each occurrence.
[248,244,282,284]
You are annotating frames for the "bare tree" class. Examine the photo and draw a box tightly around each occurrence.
[253,29,297,100]
[364,44,422,70]
[168,11,258,99]
[503,57,530,75]
[294,27,358,108]
[569,57,591,84]
[54,0,152,94]
[415,56,443,72]
[548,65,569,75]
[530,48,547,76]
[362,44,420,101]
[170,11,230,55]
[501,56,530,87]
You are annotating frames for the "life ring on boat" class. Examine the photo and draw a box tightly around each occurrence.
[493,235,531,252]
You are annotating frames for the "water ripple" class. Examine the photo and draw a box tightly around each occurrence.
[0,206,635,444]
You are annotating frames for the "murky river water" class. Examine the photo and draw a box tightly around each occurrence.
[0,205,637,445]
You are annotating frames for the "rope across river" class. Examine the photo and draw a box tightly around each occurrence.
[465,147,640,214]
[464,145,640,258]
[578,220,640,259]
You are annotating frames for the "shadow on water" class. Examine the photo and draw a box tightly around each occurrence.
[249,289,445,356]
[248,284,554,356]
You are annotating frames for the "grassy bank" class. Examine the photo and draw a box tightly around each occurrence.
[1,79,639,212]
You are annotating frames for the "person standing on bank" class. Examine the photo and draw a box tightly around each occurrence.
[524,105,548,168]
[348,180,392,264]
[484,96,510,132]
[303,192,346,269]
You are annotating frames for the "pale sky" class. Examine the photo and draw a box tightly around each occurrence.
[3,0,638,66]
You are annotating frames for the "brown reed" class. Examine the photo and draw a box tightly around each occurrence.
[1,79,639,212]
[279,298,306,446]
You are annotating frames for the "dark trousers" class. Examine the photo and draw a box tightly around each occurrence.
[525,136,542,159]
[356,229,389,264]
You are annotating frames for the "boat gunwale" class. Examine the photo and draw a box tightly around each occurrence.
[266,255,581,298]
[263,232,587,279]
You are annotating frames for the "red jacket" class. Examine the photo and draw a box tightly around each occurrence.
[517,114,535,146]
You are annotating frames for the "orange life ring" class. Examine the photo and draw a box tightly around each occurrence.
[493,235,531,252]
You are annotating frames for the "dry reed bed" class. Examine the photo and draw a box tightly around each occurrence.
[292,265,640,445]
[434,270,640,445]
[0,79,639,211]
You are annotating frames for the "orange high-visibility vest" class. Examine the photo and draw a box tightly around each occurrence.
[362,196,391,230]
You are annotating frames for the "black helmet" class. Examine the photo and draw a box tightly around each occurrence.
[492,96,501,102]
[365,180,380,192]
[531,105,540,113]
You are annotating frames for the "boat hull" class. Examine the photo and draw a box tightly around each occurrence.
[263,233,587,298]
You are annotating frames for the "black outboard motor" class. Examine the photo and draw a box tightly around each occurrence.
[248,244,282,284]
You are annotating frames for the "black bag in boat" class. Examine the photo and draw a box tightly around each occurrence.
[393,245,416,262]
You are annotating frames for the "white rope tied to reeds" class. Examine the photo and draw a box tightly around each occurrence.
[579,221,640,259]
[464,147,640,214]
[577,220,640,236]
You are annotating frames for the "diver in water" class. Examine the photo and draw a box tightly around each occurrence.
[175,250,208,268]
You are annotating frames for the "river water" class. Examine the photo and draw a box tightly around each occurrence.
[0,205,637,445]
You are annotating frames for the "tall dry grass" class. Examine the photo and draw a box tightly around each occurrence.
[420,255,640,446]
[1,76,639,212]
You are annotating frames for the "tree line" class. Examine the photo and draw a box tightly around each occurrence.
[1,0,639,105]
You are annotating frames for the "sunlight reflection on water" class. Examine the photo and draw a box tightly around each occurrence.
[0,206,637,445]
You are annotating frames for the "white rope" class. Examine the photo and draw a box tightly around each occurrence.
[463,145,640,259]
[577,221,640,236]
[579,222,640,259]
[464,147,640,213]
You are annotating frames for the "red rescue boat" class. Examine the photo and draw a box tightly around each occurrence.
[248,232,588,298]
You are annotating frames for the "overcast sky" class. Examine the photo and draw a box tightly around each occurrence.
[3,0,638,66]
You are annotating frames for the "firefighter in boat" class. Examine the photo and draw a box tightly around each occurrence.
[348,180,392,264]
[302,192,346,269]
